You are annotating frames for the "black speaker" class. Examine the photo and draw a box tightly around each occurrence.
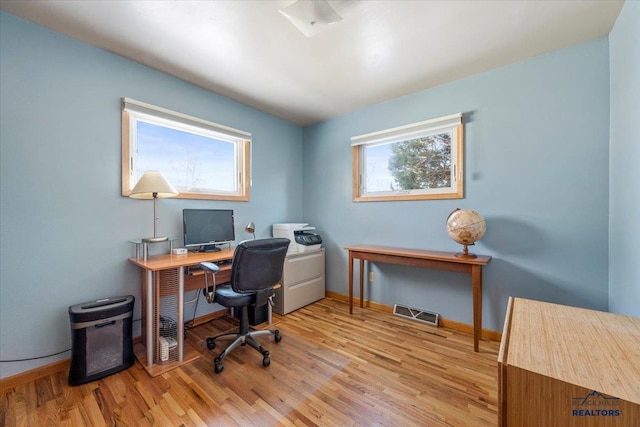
[68,295,135,385]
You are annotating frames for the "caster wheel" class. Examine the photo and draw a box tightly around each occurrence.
[263,356,270,367]
[214,357,224,373]
[274,331,282,343]
[206,338,216,350]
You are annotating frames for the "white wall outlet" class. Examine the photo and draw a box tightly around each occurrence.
[368,272,375,282]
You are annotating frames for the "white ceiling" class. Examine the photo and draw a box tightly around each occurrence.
[0,0,624,126]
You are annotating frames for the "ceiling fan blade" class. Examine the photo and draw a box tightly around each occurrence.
[279,0,343,37]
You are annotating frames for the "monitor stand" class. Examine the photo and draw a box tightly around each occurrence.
[201,244,221,253]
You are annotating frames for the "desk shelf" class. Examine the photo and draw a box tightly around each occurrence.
[129,238,175,262]
[129,247,236,376]
[133,342,200,377]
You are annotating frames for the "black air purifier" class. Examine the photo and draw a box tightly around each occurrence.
[68,295,135,385]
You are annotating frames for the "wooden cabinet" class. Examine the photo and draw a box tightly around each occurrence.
[273,249,325,315]
[498,297,640,427]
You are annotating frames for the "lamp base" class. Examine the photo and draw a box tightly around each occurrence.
[142,236,169,243]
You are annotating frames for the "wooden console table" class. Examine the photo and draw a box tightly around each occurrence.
[345,244,491,352]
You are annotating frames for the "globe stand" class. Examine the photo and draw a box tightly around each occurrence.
[455,243,478,259]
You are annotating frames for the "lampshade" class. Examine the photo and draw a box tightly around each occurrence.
[129,171,178,243]
[129,171,178,199]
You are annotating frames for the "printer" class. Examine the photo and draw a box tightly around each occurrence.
[272,223,323,254]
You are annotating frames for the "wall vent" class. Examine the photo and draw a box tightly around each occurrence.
[393,304,440,326]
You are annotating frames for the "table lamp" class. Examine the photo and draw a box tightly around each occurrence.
[129,171,178,242]
[245,222,256,239]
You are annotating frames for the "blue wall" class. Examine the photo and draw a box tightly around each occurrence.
[0,12,302,378]
[609,1,640,317]
[1,6,636,380]
[302,38,611,332]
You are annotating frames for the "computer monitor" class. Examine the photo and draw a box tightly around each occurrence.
[183,209,235,252]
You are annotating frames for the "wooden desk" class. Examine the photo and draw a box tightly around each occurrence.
[345,244,491,352]
[129,248,235,376]
[498,297,640,426]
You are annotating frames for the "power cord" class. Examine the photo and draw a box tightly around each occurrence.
[1,291,217,362]
[0,348,71,363]
[183,289,202,330]
[0,318,142,363]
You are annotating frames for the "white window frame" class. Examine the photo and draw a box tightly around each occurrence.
[121,98,250,201]
[351,113,464,202]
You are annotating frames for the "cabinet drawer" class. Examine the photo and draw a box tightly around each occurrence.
[283,250,324,285]
[275,276,325,315]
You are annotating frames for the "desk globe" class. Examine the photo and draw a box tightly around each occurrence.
[446,208,486,258]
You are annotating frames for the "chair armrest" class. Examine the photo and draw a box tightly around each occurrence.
[200,262,220,273]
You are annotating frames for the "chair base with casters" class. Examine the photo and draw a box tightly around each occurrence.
[199,238,289,374]
[204,296,282,374]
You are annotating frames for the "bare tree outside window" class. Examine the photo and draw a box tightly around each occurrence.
[122,98,250,201]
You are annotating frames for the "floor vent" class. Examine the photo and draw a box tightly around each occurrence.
[393,304,440,326]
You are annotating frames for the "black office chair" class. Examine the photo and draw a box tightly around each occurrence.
[199,237,289,373]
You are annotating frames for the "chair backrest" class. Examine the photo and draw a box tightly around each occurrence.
[230,238,290,294]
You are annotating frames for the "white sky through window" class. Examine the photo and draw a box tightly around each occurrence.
[136,121,235,192]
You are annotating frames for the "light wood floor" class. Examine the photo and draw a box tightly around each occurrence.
[0,298,500,426]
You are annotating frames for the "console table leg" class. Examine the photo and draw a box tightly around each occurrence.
[348,251,354,314]
[359,259,364,308]
[472,265,483,352]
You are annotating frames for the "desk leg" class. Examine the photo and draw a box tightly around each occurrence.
[145,270,153,367]
[472,265,483,352]
[348,251,354,314]
[359,259,364,308]
[177,266,184,361]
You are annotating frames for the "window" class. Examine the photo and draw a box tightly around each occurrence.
[122,98,250,201]
[351,113,463,202]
